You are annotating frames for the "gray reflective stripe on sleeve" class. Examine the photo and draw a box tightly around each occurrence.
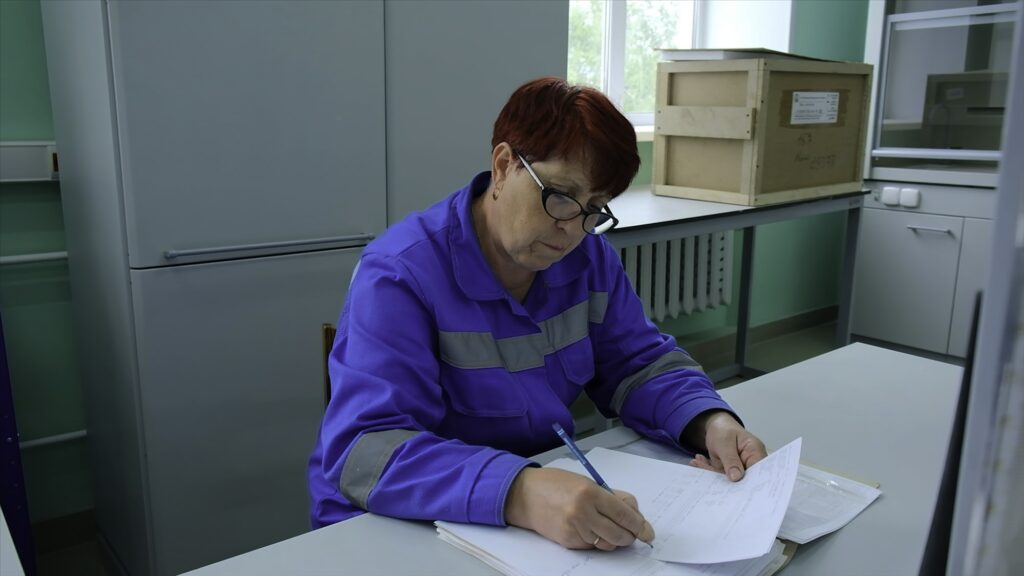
[438,292,609,372]
[610,350,705,414]
[339,428,420,509]
[588,291,608,324]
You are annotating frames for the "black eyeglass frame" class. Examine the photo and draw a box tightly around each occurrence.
[515,152,619,235]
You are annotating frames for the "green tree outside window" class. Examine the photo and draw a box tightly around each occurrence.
[569,0,694,119]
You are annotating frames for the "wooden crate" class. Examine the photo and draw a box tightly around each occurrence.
[653,57,873,206]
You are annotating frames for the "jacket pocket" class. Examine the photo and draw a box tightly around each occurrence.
[558,337,596,386]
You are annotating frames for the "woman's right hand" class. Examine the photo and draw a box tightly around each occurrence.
[504,467,655,550]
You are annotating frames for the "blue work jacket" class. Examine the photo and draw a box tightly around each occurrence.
[308,172,736,528]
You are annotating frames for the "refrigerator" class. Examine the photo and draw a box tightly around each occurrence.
[41,2,385,574]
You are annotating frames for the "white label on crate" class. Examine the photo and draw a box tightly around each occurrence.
[945,87,965,101]
[790,91,839,125]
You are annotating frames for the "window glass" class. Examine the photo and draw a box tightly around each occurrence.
[879,9,1015,152]
[568,0,605,89]
[568,0,694,121]
[622,1,694,114]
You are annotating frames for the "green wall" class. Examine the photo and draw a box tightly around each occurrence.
[751,0,868,326]
[791,0,869,63]
[0,0,93,522]
[633,141,653,188]
[0,0,53,140]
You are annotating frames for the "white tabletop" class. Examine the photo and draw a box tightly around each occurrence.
[184,343,960,575]
[609,187,748,230]
[718,343,961,575]
[605,186,865,249]
[1,506,26,576]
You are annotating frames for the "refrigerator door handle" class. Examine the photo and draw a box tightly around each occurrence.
[164,234,376,260]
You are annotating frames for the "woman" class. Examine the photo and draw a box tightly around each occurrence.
[308,77,766,550]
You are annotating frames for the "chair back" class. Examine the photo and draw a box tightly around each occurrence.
[322,323,336,408]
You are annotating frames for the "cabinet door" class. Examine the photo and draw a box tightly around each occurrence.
[130,248,360,575]
[108,1,386,267]
[852,208,963,353]
[947,218,993,356]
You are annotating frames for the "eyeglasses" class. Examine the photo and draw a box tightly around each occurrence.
[515,153,619,235]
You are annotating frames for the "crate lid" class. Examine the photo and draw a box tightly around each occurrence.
[658,47,838,63]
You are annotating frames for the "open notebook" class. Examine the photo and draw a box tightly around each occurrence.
[437,439,880,575]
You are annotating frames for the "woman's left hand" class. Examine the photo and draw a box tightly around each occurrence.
[688,412,767,481]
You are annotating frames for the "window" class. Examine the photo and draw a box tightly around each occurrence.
[568,0,696,126]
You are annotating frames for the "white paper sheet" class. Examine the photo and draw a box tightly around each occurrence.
[436,439,803,575]
[777,465,882,544]
[548,439,801,564]
[608,434,883,546]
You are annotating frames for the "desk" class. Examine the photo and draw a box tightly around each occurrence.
[185,343,960,576]
[1,506,26,576]
[607,188,865,382]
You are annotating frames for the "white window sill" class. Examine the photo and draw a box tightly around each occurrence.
[635,125,653,143]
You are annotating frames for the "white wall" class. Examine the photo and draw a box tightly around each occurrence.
[698,0,792,52]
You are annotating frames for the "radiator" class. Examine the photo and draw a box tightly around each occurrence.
[619,232,734,321]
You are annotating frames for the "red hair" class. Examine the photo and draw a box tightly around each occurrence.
[491,77,639,197]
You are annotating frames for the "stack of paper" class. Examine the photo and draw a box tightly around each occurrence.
[438,439,804,576]
[778,464,882,544]
[437,527,789,576]
[606,432,883,545]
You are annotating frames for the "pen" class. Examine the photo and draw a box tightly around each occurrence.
[552,422,613,492]
[551,422,654,548]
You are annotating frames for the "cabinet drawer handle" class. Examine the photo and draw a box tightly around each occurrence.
[906,225,952,235]
[164,233,376,260]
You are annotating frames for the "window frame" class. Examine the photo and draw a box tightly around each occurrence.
[592,0,698,128]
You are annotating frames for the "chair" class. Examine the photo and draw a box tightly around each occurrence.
[322,323,336,408]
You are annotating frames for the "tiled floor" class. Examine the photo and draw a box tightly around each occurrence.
[36,322,841,576]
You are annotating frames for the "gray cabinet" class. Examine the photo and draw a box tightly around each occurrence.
[107,1,387,267]
[851,182,994,356]
[131,248,361,572]
[852,207,963,353]
[41,1,385,575]
[866,2,1017,188]
[859,3,1007,357]
[947,218,992,356]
